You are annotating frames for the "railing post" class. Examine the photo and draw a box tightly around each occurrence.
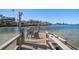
[20,27,25,44]
[45,31,49,38]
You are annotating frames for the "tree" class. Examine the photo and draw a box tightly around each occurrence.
[0,15,3,20]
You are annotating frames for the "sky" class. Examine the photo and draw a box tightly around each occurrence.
[0,9,79,24]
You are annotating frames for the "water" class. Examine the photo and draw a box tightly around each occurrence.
[0,24,79,49]
[39,24,79,49]
[0,27,19,46]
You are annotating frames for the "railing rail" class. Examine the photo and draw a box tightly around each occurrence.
[52,34,66,43]
[0,34,21,50]
[48,34,71,50]
[51,34,77,50]
[48,42,56,50]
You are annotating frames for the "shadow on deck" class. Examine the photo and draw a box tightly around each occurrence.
[23,42,50,50]
[17,47,32,50]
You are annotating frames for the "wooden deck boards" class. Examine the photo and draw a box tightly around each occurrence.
[22,32,51,50]
[21,31,71,50]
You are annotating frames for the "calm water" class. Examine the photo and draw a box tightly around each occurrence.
[40,24,79,49]
[0,27,19,46]
[0,24,79,49]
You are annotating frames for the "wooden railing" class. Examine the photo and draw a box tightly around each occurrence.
[48,34,71,50]
[0,34,21,50]
[51,34,77,50]
[52,34,66,43]
[47,42,56,50]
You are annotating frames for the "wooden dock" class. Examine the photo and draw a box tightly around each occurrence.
[20,31,51,50]
[0,31,77,50]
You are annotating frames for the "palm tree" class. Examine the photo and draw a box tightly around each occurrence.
[12,9,14,14]
[0,15,3,20]
[12,9,14,17]
[12,9,16,20]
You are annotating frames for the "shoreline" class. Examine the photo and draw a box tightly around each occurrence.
[0,25,52,27]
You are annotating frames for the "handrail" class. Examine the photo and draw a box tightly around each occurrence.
[48,34,71,50]
[52,34,77,50]
[53,34,66,42]
[48,42,56,50]
[0,34,20,50]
